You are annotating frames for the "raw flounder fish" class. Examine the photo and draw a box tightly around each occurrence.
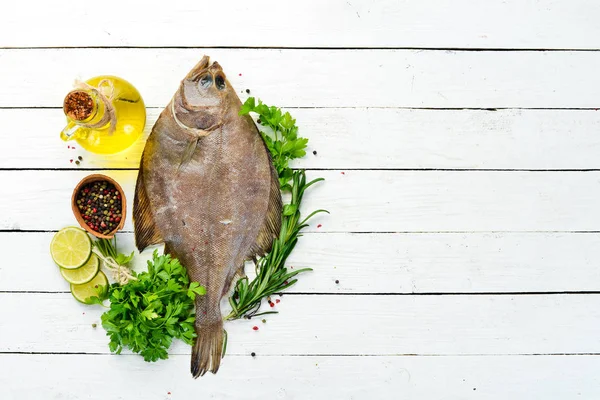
[133,56,282,377]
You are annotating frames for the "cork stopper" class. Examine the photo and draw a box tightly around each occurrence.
[63,90,95,121]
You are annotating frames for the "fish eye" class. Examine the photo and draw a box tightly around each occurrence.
[199,74,213,88]
[215,75,226,90]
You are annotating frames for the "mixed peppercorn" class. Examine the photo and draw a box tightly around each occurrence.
[76,180,123,235]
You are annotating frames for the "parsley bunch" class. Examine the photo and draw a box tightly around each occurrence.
[97,250,206,362]
[240,97,308,190]
[228,99,327,320]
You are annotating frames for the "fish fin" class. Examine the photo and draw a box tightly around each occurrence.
[248,164,283,257]
[177,137,199,173]
[163,242,174,257]
[233,262,247,283]
[133,165,163,252]
[191,321,224,378]
[222,263,246,297]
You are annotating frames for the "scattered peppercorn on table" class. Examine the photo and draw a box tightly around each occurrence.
[2,1,600,399]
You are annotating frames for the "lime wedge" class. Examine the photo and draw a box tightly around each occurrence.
[50,227,92,269]
[60,254,99,285]
[71,270,109,304]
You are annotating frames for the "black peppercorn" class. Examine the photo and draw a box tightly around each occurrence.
[76,180,123,234]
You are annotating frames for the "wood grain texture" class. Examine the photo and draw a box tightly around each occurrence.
[6,232,600,293]
[2,293,600,355]
[2,1,600,396]
[2,170,599,232]
[5,108,600,170]
[2,49,600,108]
[2,0,600,49]
[1,354,598,400]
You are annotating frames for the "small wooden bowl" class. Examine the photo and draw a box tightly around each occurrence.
[71,174,127,239]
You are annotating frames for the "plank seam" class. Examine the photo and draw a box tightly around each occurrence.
[3,230,600,234]
[3,46,600,52]
[2,106,600,111]
[4,168,600,172]
[2,351,600,357]
[3,291,600,296]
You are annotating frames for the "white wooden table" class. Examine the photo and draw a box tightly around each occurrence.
[2,1,600,398]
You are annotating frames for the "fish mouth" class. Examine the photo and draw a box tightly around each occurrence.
[186,56,224,82]
[186,56,211,81]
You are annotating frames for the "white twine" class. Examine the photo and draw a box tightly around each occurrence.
[92,248,137,285]
[73,79,118,134]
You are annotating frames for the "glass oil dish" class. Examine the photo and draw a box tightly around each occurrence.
[61,76,146,154]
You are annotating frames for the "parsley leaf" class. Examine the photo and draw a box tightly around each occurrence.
[240,98,308,190]
[99,250,204,362]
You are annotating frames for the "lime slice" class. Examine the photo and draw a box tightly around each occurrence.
[60,254,99,285]
[71,270,109,304]
[50,227,92,269]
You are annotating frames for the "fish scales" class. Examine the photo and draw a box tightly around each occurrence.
[133,56,282,377]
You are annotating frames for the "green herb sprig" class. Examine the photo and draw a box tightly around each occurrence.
[92,237,136,285]
[94,237,134,265]
[240,97,308,190]
[227,99,327,320]
[97,250,206,362]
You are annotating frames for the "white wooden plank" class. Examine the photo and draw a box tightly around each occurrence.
[1,293,599,355]
[5,232,600,293]
[2,0,600,49]
[5,108,600,170]
[1,170,599,232]
[1,354,598,400]
[2,49,600,108]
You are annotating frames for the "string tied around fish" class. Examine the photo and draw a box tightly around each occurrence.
[73,78,118,135]
[172,97,230,173]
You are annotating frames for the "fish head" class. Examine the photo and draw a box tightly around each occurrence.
[173,55,230,133]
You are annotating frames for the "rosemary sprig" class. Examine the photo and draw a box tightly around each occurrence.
[226,99,328,320]
[226,171,327,320]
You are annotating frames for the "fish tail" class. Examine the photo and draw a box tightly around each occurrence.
[191,320,225,378]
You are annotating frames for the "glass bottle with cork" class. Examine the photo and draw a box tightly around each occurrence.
[61,76,146,154]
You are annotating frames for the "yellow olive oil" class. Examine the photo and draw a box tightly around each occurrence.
[61,76,146,154]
